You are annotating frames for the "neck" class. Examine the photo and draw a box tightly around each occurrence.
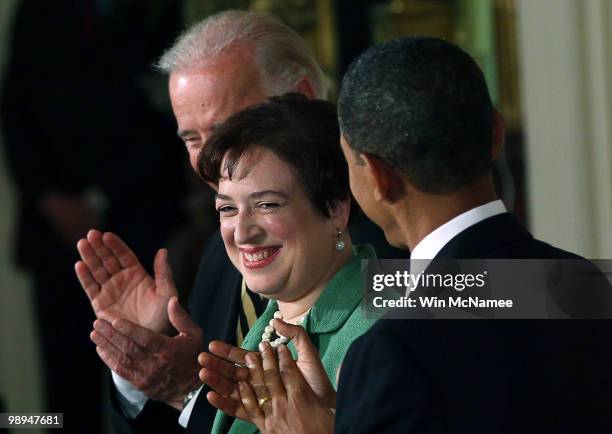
[276,239,354,323]
[391,176,498,251]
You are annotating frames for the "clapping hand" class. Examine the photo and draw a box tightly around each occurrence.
[201,319,335,430]
[75,230,203,409]
[238,341,334,434]
[75,229,175,333]
[89,297,203,409]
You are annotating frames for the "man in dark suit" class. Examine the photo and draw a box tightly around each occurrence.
[224,37,612,433]
[333,36,612,434]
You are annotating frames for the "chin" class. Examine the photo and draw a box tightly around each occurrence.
[243,276,282,298]
[383,227,409,250]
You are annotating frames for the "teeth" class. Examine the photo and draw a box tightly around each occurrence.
[244,249,274,262]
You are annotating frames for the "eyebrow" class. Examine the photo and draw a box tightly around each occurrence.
[177,129,196,139]
[177,123,223,139]
[215,190,290,201]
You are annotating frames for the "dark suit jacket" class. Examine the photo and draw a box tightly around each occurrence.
[336,213,612,434]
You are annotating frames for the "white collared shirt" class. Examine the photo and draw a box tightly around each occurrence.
[411,199,507,260]
[407,200,507,293]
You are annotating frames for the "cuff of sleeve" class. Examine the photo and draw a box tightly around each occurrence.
[111,370,149,419]
[178,385,203,428]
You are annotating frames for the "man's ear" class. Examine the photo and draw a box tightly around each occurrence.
[361,153,396,203]
[296,77,316,100]
[491,109,505,161]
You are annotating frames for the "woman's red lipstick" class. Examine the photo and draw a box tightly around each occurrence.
[240,246,281,269]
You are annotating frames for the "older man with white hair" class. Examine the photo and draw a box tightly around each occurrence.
[75,9,406,434]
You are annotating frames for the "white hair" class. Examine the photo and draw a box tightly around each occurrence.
[157,10,327,99]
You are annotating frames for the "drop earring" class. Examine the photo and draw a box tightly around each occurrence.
[335,229,345,251]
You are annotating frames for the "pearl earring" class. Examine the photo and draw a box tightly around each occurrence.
[335,229,345,251]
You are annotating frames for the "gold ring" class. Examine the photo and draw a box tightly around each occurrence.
[258,397,271,408]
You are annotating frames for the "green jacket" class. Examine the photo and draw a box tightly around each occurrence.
[211,244,378,434]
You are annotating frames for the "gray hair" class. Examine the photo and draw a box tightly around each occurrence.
[157,10,326,99]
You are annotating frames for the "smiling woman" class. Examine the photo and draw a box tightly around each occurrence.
[214,147,350,311]
[198,94,378,434]
[199,94,361,317]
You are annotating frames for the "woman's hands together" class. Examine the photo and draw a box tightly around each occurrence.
[238,341,334,434]
[198,320,336,433]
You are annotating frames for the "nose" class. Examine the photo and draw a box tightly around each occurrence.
[234,210,264,245]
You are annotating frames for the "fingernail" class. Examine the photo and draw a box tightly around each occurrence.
[95,319,108,331]
[245,355,255,369]
[259,342,267,352]
[238,381,244,391]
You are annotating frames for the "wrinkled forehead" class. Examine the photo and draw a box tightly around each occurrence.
[169,64,268,143]
[172,45,263,92]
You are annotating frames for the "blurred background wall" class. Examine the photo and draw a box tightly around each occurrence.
[517,0,612,259]
[0,0,610,432]
[0,1,45,434]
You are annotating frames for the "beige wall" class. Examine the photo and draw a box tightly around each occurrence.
[517,0,612,258]
[0,1,45,433]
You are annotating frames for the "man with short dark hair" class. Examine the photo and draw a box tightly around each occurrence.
[335,37,612,433]
[219,37,612,434]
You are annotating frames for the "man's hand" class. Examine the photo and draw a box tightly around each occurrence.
[203,320,335,421]
[90,296,203,410]
[75,229,175,333]
[238,343,334,434]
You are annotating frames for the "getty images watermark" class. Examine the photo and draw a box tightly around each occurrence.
[362,259,612,319]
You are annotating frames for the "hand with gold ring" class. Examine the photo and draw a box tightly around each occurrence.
[204,320,336,426]
[237,342,334,434]
[258,396,271,408]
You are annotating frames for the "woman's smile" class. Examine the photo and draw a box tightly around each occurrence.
[240,246,282,269]
[215,148,346,301]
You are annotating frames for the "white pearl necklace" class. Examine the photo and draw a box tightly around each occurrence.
[261,310,307,348]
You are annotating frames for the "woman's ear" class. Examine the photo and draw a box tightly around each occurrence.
[328,198,350,232]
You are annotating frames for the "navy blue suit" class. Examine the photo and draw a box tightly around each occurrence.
[336,213,612,434]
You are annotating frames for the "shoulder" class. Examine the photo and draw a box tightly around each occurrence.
[505,237,584,259]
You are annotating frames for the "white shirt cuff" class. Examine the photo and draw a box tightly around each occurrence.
[111,370,149,419]
[178,385,203,428]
